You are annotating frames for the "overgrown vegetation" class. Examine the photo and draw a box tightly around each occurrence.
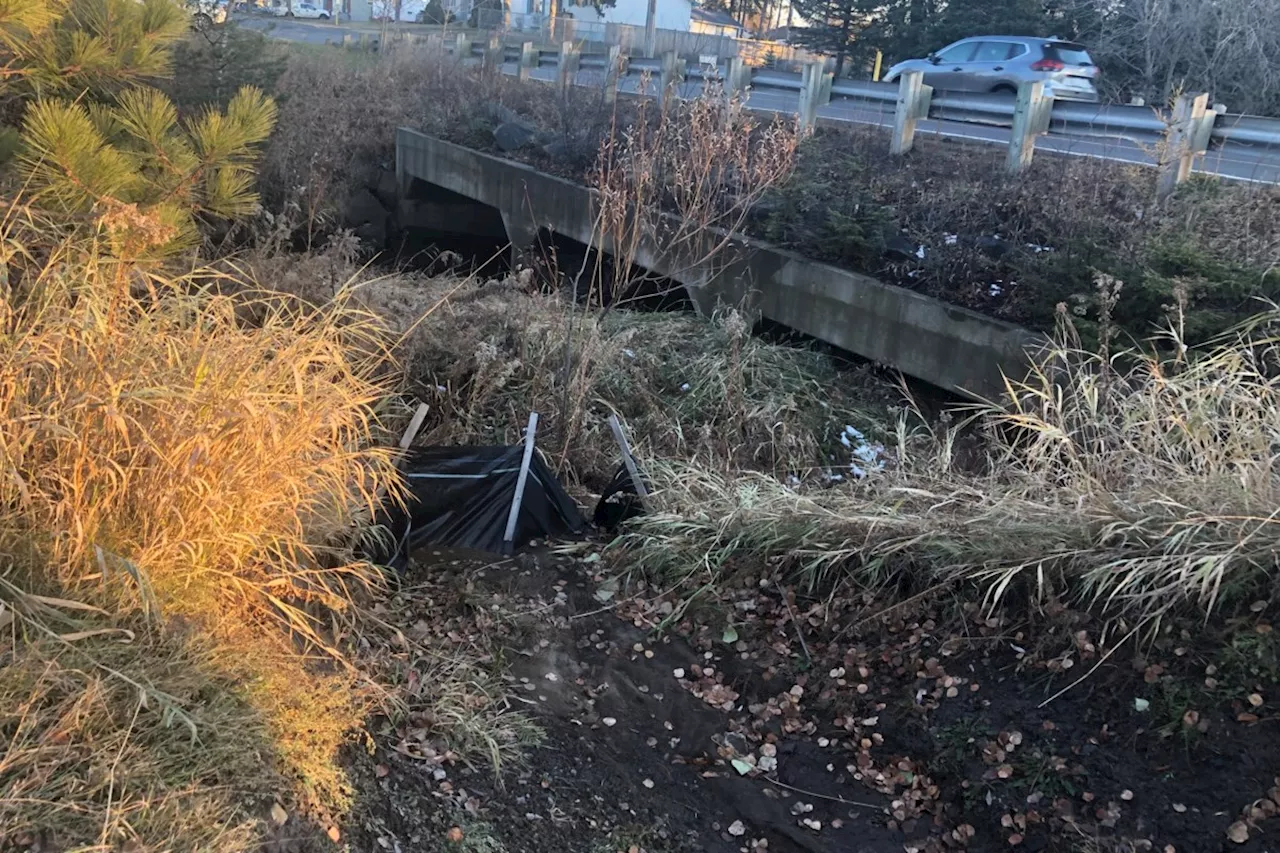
[0,4,410,848]
[263,263,898,488]
[617,301,1280,624]
[757,127,1280,346]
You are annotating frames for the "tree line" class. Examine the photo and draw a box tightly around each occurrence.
[767,0,1280,116]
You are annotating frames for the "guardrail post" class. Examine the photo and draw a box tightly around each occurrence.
[659,51,684,105]
[890,70,932,155]
[1007,80,1052,173]
[483,35,502,73]
[557,41,581,91]
[724,56,746,101]
[427,33,444,53]
[342,33,355,50]
[798,63,823,132]
[454,33,472,61]
[518,41,537,81]
[1157,92,1209,199]
[603,45,625,104]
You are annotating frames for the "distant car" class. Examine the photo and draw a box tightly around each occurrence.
[291,1,331,16]
[268,1,330,16]
[883,36,1100,102]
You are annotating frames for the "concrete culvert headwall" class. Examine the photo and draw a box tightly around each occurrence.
[394,128,1045,400]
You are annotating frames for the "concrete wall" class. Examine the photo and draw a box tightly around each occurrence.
[396,129,1043,399]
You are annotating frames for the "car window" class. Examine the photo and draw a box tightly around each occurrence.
[1044,42,1094,65]
[973,41,1017,63]
[935,42,978,64]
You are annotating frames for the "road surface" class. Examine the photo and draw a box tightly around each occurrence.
[237,15,1280,185]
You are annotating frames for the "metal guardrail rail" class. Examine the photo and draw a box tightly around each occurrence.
[381,30,1280,190]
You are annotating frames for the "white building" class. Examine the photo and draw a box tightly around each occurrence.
[559,0,692,32]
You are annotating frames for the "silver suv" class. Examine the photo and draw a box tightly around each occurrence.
[883,37,1100,102]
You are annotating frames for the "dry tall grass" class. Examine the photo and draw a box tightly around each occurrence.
[618,303,1280,624]
[0,232,404,846]
[264,266,898,488]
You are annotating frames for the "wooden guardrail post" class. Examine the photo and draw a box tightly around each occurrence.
[659,51,684,105]
[342,33,355,50]
[798,62,823,132]
[518,41,537,81]
[890,70,932,155]
[483,35,503,73]
[557,41,581,91]
[1007,80,1052,173]
[603,44,626,103]
[724,55,746,101]
[1158,92,1210,198]
[454,33,472,61]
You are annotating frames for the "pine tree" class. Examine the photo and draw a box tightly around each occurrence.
[2,0,278,258]
[788,0,877,75]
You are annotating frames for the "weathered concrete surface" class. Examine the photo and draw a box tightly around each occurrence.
[396,128,1043,398]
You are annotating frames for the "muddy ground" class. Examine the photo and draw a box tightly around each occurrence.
[341,547,1280,853]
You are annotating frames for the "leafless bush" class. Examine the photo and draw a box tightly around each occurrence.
[585,84,800,305]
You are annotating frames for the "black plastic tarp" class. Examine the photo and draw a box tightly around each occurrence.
[365,446,586,566]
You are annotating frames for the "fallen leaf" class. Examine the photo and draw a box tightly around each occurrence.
[375,764,389,778]
[446,826,464,844]
[270,803,287,826]
[1227,821,1250,844]
[722,625,739,644]
[326,826,340,843]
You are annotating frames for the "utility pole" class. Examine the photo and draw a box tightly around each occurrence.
[644,0,656,57]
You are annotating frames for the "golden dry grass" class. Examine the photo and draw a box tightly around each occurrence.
[0,231,405,847]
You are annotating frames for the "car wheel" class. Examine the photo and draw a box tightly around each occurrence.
[319,11,328,17]
[991,84,1017,95]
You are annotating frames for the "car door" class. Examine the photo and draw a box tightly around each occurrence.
[965,41,1019,91]
[924,41,980,91]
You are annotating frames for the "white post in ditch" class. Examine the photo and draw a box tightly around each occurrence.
[503,412,540,551]
[1158,92,1210,199]
[483,35,503,73]
[1007,80,1052,173]
[889,70,931,155]
[607,413,650,512]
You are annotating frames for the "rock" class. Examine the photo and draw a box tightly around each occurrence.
[883,233,917,261]
[540,138,578,161]
[479,100,522,125]
[493,120,538,152]
[343,187,389,228]
[373,168,399,208]
[974,235,1013,257]
[354,219,387,248]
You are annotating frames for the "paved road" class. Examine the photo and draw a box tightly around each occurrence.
[242,16,1280,184]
